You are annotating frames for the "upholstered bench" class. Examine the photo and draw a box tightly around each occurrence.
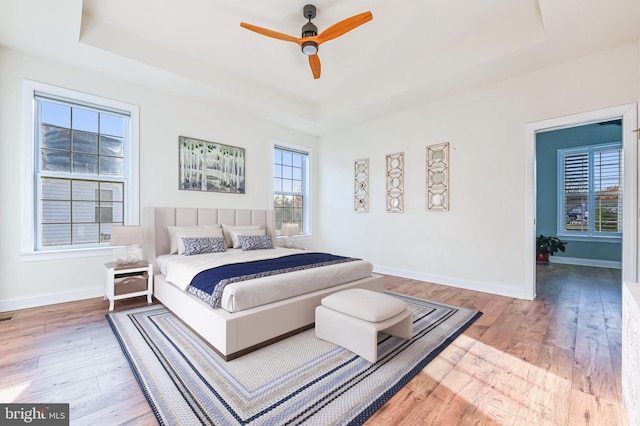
[315,288,413,363]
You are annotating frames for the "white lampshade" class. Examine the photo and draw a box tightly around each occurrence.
[281,223,300,237]
[110,225,145,246]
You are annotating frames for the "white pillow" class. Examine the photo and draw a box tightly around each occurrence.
[167,225,222,254]
[228,228,266,249]
[221,224,263,248]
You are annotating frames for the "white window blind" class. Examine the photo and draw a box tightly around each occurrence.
[558,143,622,237]
[594,148,622,232]
[562,152,589,232]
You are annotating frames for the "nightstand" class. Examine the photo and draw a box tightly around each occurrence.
[104,260,154,311]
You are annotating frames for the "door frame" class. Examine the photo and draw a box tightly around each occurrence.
[524,103,638,298]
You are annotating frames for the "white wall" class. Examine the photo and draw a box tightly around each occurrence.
[2,41,638,310]
[0,47,318,310]
[315,42,639,299]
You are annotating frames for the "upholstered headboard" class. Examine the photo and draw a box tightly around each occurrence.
[143,207,277,272]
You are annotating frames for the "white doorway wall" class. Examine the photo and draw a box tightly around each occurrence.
[524,103,638,299]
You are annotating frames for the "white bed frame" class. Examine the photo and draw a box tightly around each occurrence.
[144,206,384,360]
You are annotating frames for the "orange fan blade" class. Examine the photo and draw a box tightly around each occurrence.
[240,22,301,44]
[316,11,372,45]
[308,54,321,79]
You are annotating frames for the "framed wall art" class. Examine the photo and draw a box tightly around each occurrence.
[178,136,245,194]
[426,142,449,211]
[386,152,404,213]
[354,158,369,212]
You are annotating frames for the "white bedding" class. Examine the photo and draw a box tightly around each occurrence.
[157,248,374,313]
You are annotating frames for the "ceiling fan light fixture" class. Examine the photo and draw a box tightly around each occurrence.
[301,40,318,55]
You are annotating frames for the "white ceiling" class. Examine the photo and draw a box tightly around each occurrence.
[1,0,640,135]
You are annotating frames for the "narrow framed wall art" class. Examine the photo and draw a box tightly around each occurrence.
[354,158,369,212]
[386,152,404,213]
[426,142,449,211]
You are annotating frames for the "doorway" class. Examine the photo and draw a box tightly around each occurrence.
[523,104,638,299]
[536,120,623,267]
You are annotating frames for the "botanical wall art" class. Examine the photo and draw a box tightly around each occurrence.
[426,142,449,211]
[354,158,369,212]
[386,152,404,213]
[178,136,245,194]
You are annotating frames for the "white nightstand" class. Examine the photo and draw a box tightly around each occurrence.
[104,260,154,311]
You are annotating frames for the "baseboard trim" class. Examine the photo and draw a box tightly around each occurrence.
[549,256,621,269]
[372,264,532,300]
[10,259,608,312]
[0,287,103,312]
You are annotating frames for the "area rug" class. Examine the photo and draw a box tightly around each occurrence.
[106,291,481,425]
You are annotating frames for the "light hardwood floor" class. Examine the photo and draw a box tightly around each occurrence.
[0,264,627,425]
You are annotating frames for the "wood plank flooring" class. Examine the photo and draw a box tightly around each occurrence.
[0,263,627,425]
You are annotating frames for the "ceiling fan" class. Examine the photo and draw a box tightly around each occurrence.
[240,4,373,79]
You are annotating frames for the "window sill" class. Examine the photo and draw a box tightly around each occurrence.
[21,246,117,262]
[276,235,312,240]
[557,235,621,244]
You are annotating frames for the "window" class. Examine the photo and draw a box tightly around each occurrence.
[557,142,622,238]
[273,145,310,235]
[22,80,139,255]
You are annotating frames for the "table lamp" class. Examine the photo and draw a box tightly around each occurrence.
[281,223,300,248]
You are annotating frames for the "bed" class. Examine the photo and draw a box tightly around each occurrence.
[144,206,384,360]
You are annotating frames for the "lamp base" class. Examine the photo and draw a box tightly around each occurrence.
[115,246,143,265]
[286,236,296,249]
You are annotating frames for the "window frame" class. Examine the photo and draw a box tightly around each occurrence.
[271,142,312,239]
[21,79,140,260]
[556,141,622,242]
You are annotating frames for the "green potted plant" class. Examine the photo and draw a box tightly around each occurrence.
[536,235,567,263]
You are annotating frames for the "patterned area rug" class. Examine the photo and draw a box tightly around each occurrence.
[106,291,481,425]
